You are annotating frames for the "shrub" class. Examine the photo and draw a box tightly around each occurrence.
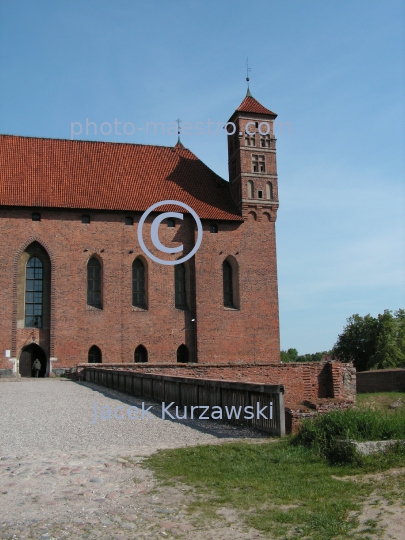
[292,407,405,464]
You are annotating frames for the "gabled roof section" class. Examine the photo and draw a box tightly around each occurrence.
[0,135,242,220]
[233,95,277,117]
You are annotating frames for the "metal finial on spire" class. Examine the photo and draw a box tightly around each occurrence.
[246,57,252,96]
[176,118,181,143]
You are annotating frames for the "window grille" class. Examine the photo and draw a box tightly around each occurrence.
[25,257,43,328]
[87,258,102,307]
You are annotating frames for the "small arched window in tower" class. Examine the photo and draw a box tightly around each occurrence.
[266,182,274,200]
[175,263,187,309]
[223,260,234,307]
[88,345,102,363]
[25,257,43,328]
[132,258,146,308]
[177,344,189,363]
[247,180,254,199]
[257,190,263,199]
[134,345,148,363]
[87,257,102,308]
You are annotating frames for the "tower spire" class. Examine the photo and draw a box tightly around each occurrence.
[246,57,252,97]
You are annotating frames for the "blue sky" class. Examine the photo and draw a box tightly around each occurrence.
[1,0,404,354]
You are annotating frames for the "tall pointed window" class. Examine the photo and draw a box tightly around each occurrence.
[25,257,43,328]
[134,345,148,363]
[223,260,234,307]
[88,345,102,363]
[87,257,102,308]
[175,263,187,309]
[132,259,146,308]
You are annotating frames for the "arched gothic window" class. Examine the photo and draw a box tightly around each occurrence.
[247,180,254,198]
[88,345,102,363]
[175,263,187,309]
[177,344,189,363]
[25,257,43,328]
[132,259,146,308]
[87,257,102,308]
[266,182,274,200]
[134,345,148,363]
[223,260,234,307]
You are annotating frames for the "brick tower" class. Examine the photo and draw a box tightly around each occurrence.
[227,90,279,222]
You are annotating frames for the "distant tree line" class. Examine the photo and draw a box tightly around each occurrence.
[280,348,330,363]
[281,309,405,371]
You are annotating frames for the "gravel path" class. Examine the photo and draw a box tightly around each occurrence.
[1,378,263,456]
[0,379,268,540]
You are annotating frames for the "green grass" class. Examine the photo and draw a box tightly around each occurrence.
[144,394,405,538]
[145,440,382,539]
[357,392,405,413]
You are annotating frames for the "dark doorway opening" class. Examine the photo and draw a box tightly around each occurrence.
[134,345,148,363]
[88,345,102,363]
[19,344,47,377]
[177,344,189,363]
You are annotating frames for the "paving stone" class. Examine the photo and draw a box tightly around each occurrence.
[122,522,136,529]
[90,478,103,483]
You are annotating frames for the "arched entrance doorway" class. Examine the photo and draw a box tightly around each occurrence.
[19,344,47,377]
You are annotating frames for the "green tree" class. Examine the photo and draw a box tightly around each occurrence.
[297,351,330,362]
[333,310,405,371]
[280,348,298,362]
[332,313,378,371]
[368,310,405,369]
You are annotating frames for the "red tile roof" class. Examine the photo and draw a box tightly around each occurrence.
[0,135,242,220]
[235,95,277,117]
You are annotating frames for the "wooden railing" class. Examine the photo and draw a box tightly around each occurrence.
[83,367,285,436]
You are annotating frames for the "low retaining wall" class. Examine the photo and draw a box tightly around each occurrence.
[357,369,405,393]
[77,361,356,409]
[84,367,286,437]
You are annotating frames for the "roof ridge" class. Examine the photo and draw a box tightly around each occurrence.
[0,133,183,150]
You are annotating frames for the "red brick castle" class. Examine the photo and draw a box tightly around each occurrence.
[0,92,281,376]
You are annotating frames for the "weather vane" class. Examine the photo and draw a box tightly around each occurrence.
[176,118,181,143]
[246,57,251,95]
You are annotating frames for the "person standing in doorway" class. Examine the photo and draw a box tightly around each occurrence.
[32,358,41,378]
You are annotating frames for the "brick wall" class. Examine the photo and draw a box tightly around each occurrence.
[356,369,405,393]
[0,206,280,369]
[77,361,356,409]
